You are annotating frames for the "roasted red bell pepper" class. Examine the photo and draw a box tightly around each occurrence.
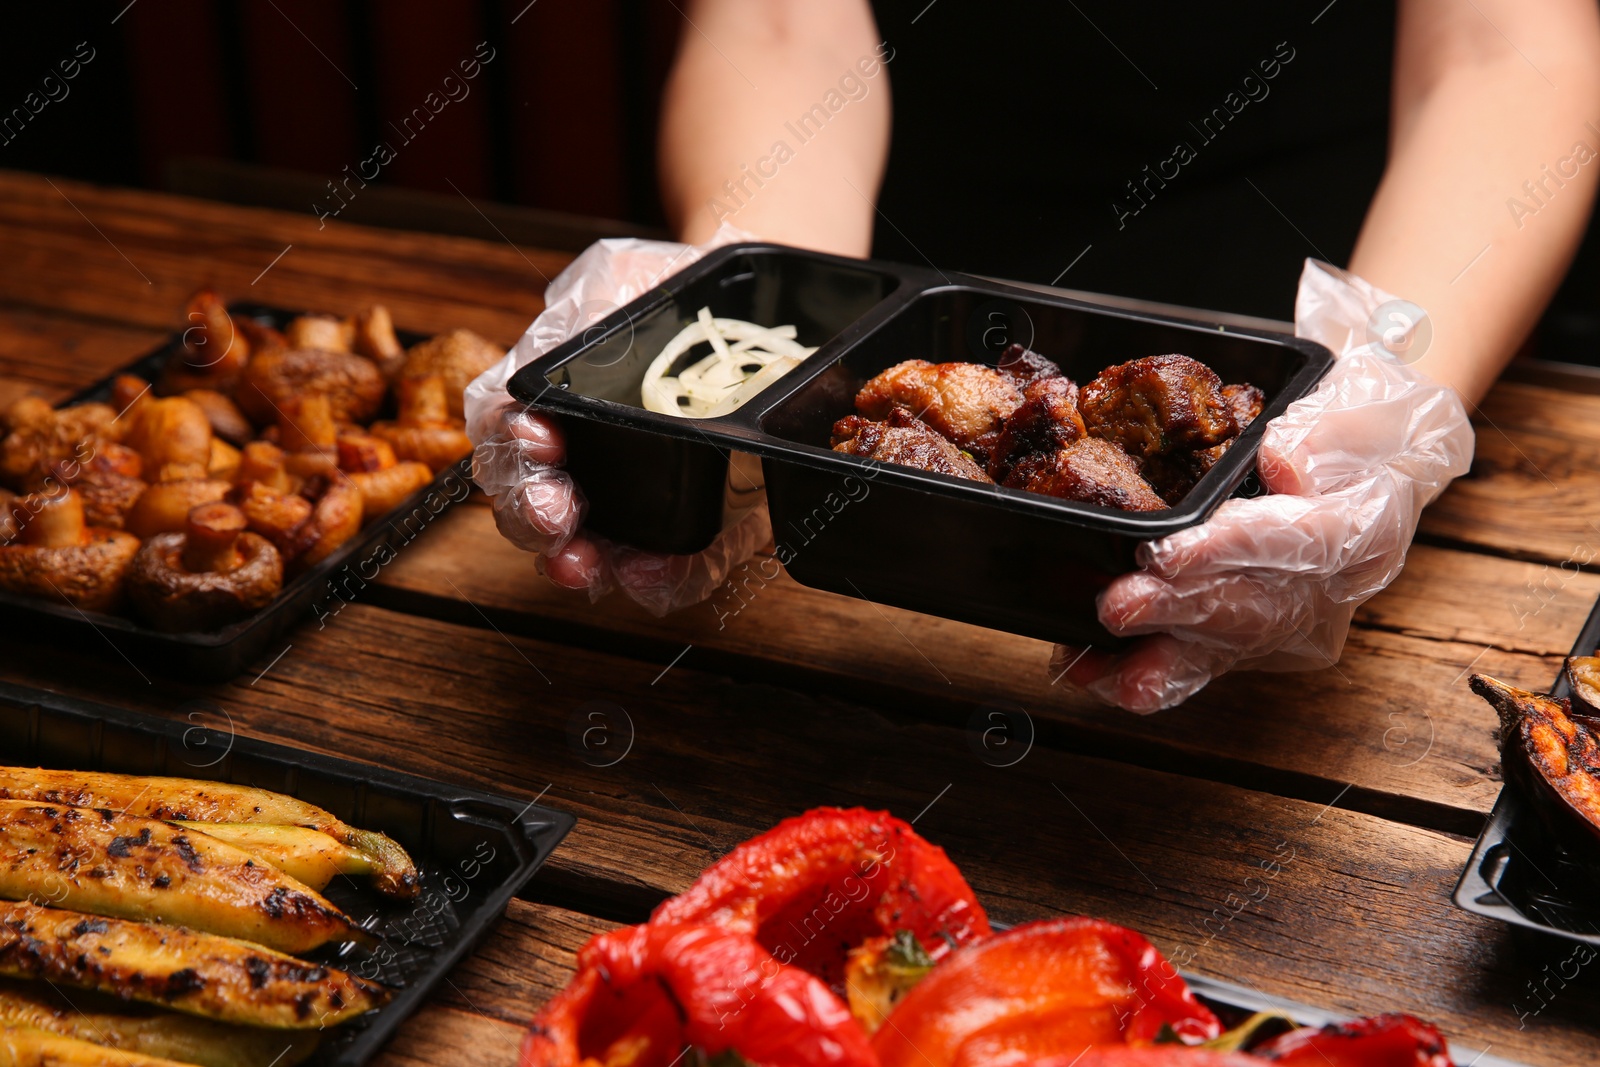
[870,918,1221,1067]
[1033,1051,1262,1067]
[520,922,877,1067]
[652,808,991,987]
[1249,1013,1454,1066]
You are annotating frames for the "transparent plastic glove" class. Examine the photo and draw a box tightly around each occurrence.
[1052,260,1475,713]
[465,224,768,615]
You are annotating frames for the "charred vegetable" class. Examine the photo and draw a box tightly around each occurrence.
[0,979,318,1067]
[0,800,370,953]
[0,768,418,899]
[170,822,377,892]
[1471,673,1600,863]
[0,902,388,1029]
[1564,655,1600,717]
[0,1025,195,1066]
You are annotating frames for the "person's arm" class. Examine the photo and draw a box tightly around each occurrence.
[657,0,891,257]
[1347,0,1600,403]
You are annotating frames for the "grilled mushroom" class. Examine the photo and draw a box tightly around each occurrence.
[0,396,119,492]
[0,489,140,612]
[123,394,214,482]
[159,290,250,394]
[125,477,231,538]
[351,304,406,380]
[236,347,386,426]
[127,502,283,632]
[371,375,472,473]
[400,328,504,419]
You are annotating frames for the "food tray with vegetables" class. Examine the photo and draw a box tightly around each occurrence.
[521,806,1515,1067]
[0,678,574,1067]
[1455,594,1600,949]
[0,294,505,681]
[506,243,1331,648]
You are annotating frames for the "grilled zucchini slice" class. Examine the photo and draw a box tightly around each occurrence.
[0,902,389,1029]
[0,979,318,1067]
[0,800,370,953]
[170,823,376,892]
[0,769,417,899]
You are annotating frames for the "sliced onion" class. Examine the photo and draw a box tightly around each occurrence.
[641,307,815,419]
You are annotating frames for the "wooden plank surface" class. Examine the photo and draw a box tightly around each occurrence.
[5,602,1596,1065]
[1,171,1598,1066]
[364,503,1585,834]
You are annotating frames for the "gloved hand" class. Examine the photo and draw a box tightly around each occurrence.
[1054,260,1476,713]
[465,225,772,615]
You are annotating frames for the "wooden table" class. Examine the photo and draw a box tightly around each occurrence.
[2,169,1597,1066]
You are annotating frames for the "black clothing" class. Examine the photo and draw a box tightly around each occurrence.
[868,0,1393,320]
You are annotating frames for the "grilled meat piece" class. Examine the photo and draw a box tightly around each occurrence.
[1221,382,1264,429]
[995,344,1063,389]
[1011,438,1167,512]
[1079,354,1236,461]
[987,377,1085,484]
[0,768,418,900]
[0,800,369,954]
[832,407,992,483]
[0,902,388,1029]
[856,360,1023,450]
[1141,382,1266,504]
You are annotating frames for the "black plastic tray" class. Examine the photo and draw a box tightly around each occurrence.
[0,679,575,1067]
[0,305,474,682]
[507,243,1332,648]
[1182,974,1520,1067]
[1454,595,1600,950]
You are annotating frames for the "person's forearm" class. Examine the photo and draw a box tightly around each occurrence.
[658,0,891,256]
[1348,0,1600,404]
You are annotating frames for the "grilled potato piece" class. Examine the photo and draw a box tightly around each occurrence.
[0,801,369,953]
[0,902,389,1029]
[171,823,375,892]
[0,1024,193,1066]
[0,769,418,899]
[0,980,318,1067]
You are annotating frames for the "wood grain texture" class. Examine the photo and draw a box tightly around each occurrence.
[359,504,1584,832]
[0,170,567,346]
[1420,382,1600,566]
[0,170,1597,1065]
[373,901,608,1067]
[4,603,1594,1065]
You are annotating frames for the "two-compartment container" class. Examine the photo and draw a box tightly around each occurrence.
[508,244,1333,648]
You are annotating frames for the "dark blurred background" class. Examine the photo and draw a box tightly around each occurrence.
[0,1,680,243]
[3,0,1597,361]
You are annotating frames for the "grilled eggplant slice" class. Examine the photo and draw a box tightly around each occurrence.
[1471,673,1600,864]
[0,801,370,953]
[0,1025,193,1066]
[0,769,417,899]
[0,980,319,1067]
[0,902,389,1029]
[1564,655,1600,718]
[171,823,376,892]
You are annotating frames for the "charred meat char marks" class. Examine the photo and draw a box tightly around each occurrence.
[1017,438,1168,513]
[840,350,1259,513]
[854,359,1023,457]
[1078,353,1237,460]
[831,408,992,483]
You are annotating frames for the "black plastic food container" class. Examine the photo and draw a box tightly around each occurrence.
[0,305,474,682]
[0,679,575,1067]
[1454,594,1600,954]
[508,243,1332,648]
